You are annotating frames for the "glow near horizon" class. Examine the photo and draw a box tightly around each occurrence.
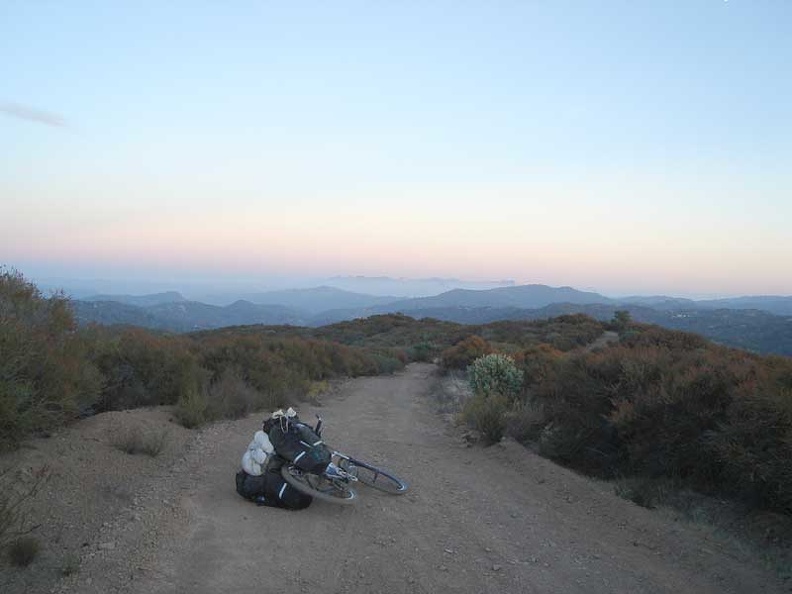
[2,2,791,297]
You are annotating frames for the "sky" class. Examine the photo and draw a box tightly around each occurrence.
[2,1,791,298]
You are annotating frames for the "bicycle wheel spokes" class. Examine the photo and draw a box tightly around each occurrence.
[344,458,408,495]
[281,465,357,505]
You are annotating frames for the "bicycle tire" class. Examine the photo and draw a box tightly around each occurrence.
[280,464,358,505]
[340,457,409,495]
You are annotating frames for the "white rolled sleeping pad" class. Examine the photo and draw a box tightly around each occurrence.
[241,431,275,476]
[241,450,262,476]
[253,430,274,453]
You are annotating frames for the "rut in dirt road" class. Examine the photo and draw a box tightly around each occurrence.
[68,364,786,594]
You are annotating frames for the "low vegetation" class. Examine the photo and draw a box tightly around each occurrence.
[3,267,792,531]
[0,268,102,450]
[111,425,169,457]
[455,318,792,523]
[0,268,409,445]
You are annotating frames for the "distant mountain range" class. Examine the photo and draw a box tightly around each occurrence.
[69,284,792,356]
[82,291,188,307]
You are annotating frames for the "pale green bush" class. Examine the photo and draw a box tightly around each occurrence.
[468,354,523,401]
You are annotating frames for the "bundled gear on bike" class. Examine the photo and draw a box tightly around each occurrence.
[263,407,332,474]
[237,407,409,506]
[234,423,313,510]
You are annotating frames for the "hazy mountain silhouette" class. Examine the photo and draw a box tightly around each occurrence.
[695,295,792,316]
[70,284,792,356]
[322,275,515,297]
[238,286,398,314]
[378,284,614,310]
[72,299,306,332]
[82,291,187,307]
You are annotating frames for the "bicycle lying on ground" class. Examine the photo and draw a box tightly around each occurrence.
[279,416,409,505]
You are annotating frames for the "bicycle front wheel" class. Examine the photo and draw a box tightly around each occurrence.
[281,465,358,505]
[340,457,409,495]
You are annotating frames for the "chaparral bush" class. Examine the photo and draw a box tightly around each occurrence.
[468,354,524,402]
[0,267,102,450]
[461,393,510,444]
[441,335,493,370]
[523,324,792,515]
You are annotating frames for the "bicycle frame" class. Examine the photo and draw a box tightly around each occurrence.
[278,414,408,504]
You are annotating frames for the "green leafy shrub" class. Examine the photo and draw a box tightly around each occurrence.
[461,394,509,444]
[468,354,523,401]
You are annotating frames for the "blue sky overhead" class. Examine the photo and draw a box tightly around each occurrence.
[2,1,791,297]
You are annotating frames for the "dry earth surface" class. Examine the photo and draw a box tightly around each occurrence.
[2,363,790,594]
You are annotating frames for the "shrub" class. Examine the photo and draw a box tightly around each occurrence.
[703,391,792,513]
[303,380,329,405]
[371,351,406,374]
[532,352,628,474]
[461,394,509,444]
[205,367,262,420]
[0,267,102,449]
[409,341,437,362]
[441,335,493,370]
[525,324,792,516]
[610,310,633,335]
[468,354,523,401]
[92,328,197,411]
[174,384,210,428]
[514,343,563,387]
[613,477,671,509]
[505,401,546,444]
[111,426,169,457]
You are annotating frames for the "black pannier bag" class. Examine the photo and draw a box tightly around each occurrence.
[235,465,312,510]
[267,418,331,474]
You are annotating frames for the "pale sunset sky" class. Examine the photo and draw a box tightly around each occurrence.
[2,1,790,297]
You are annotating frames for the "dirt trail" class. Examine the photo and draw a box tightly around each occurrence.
[56,363,786,594]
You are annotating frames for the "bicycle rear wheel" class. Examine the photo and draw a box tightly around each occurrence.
[280,465,358,505]
[340,457,409,495]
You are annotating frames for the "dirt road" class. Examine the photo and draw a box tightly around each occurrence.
[59,363,786,594]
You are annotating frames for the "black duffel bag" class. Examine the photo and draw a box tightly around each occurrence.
[267,417,331,474]
[235,463,312,510]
